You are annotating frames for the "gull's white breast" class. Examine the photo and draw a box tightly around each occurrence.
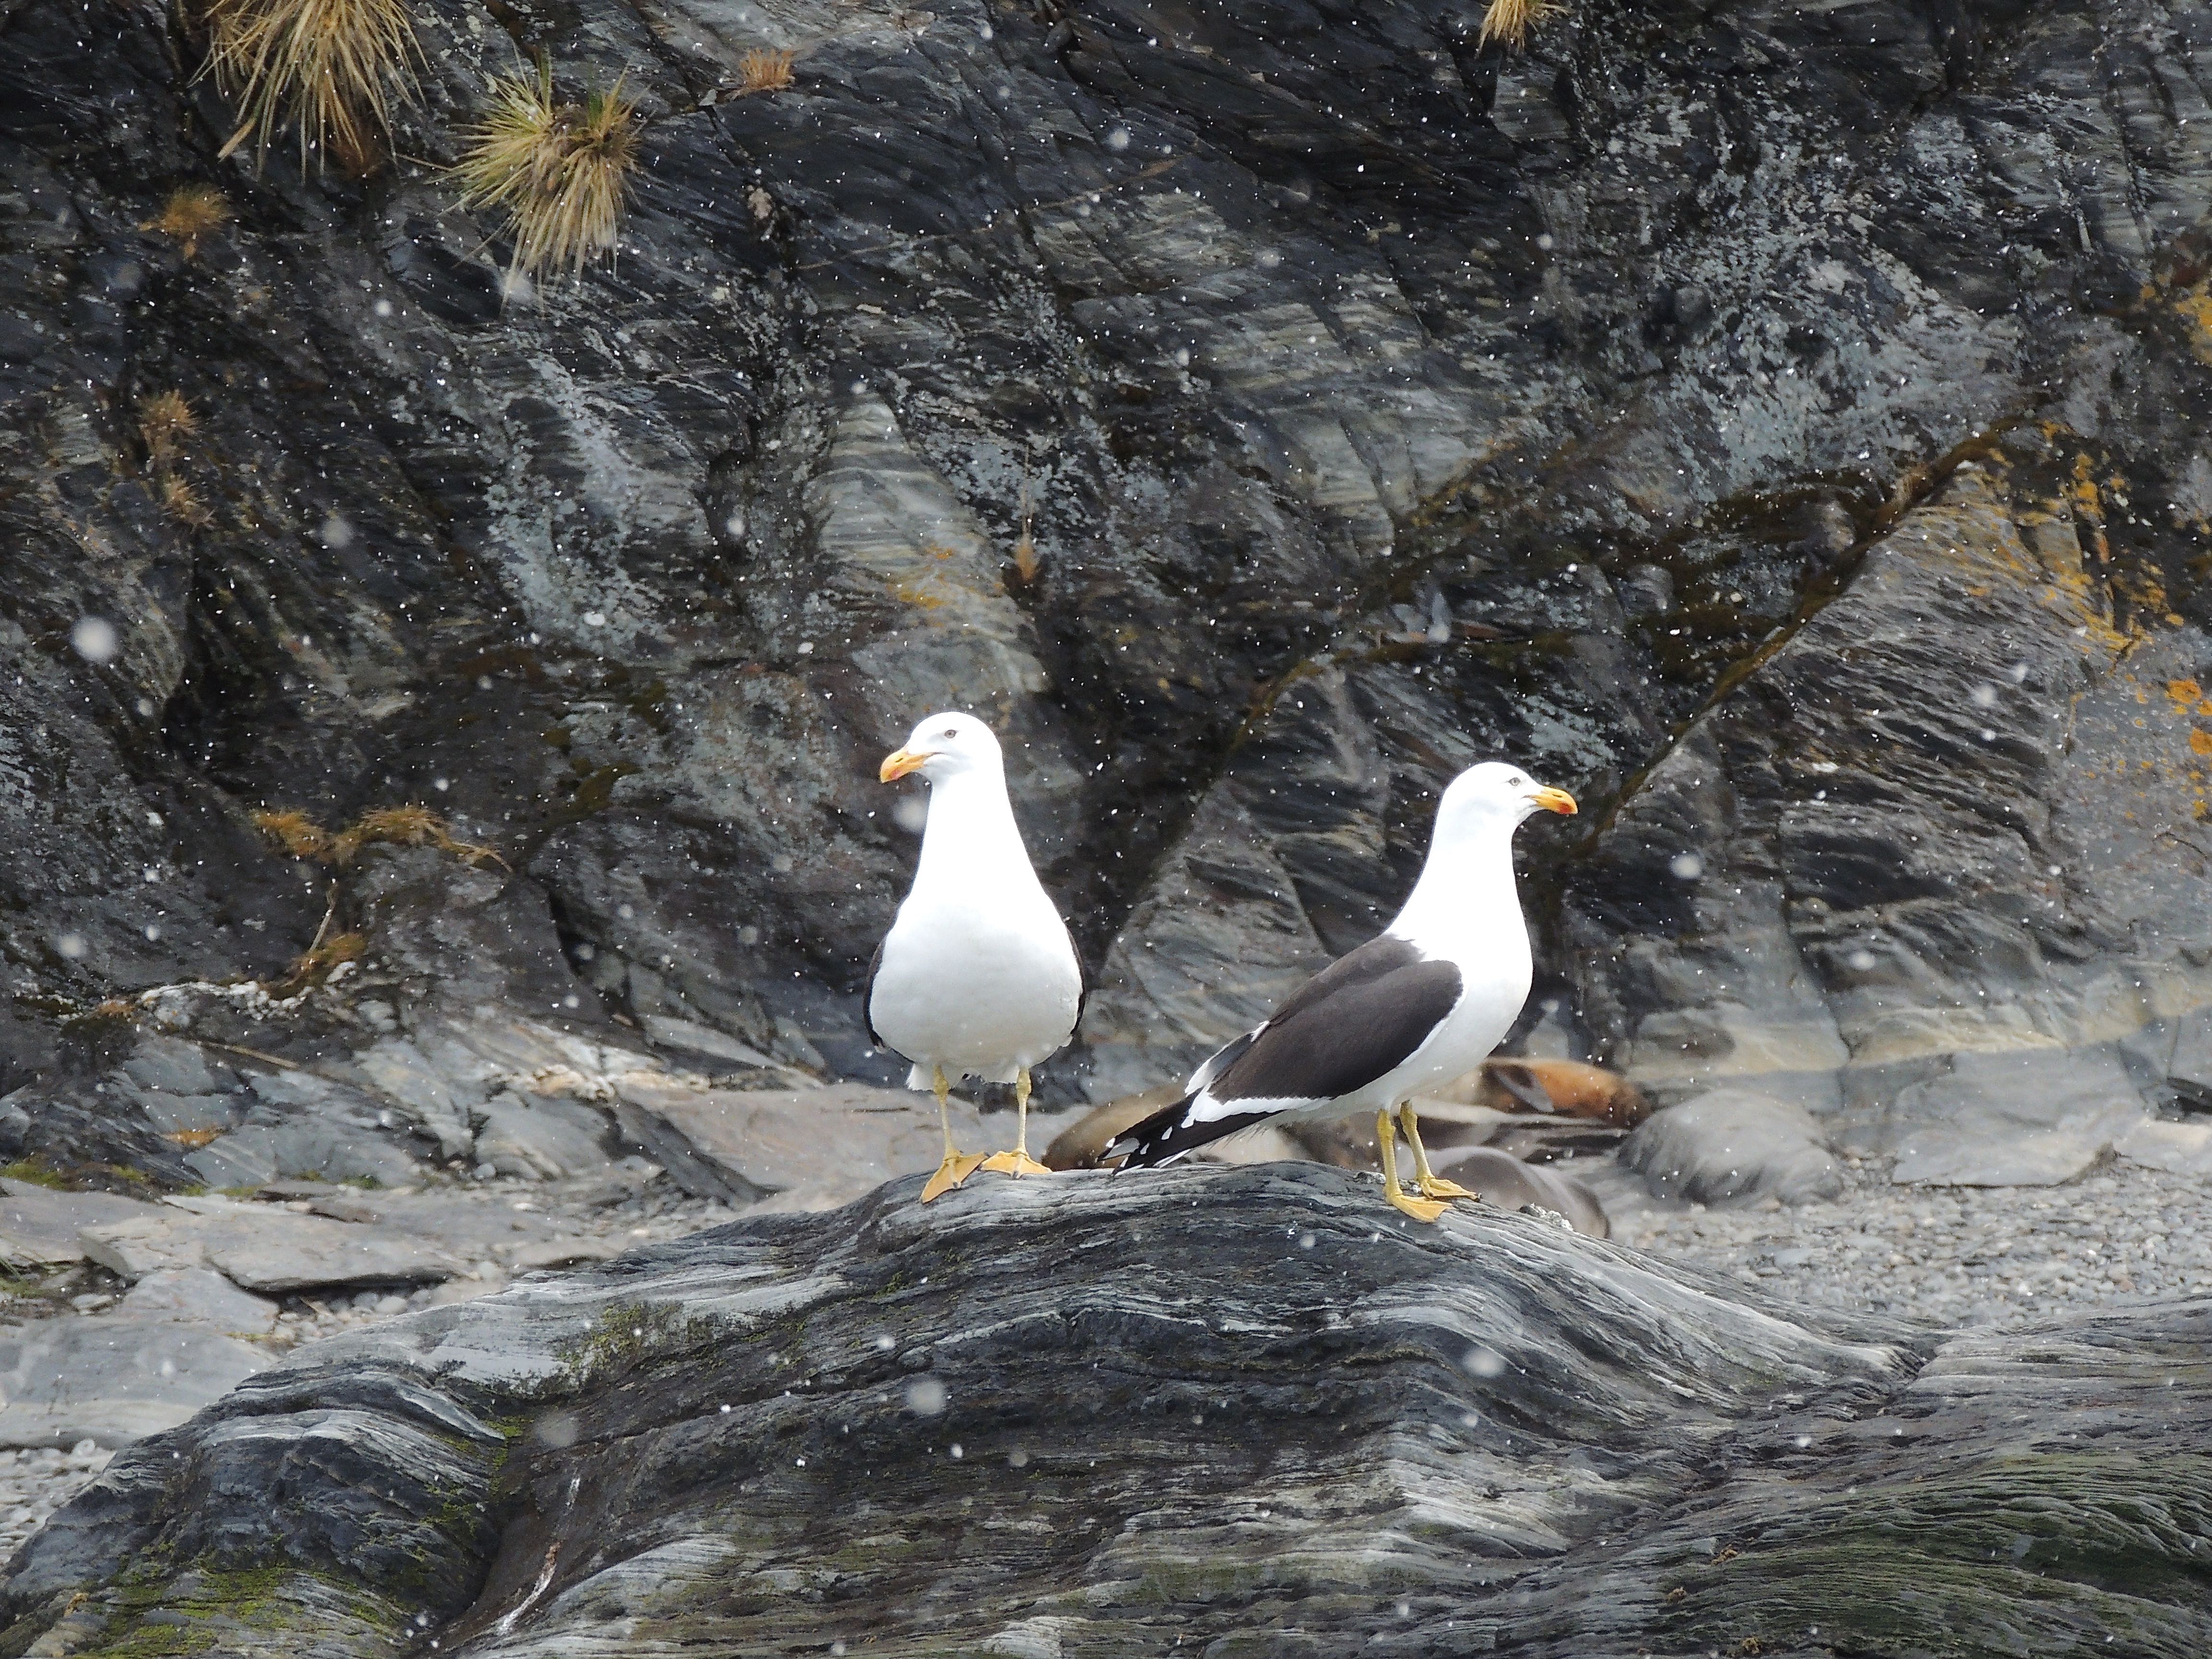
[871,886,1081,1083]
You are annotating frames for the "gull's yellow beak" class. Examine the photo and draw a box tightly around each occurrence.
[879,747,929,783]
[1530,785,1578,816]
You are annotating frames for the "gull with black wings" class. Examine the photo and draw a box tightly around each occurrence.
[1108,761,1576,1222]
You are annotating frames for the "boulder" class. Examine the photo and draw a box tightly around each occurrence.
[111,1269,280,1334]
[1889,1127,2113,1188]
[471,1094,616,1181]
[636,1015,787,1076]
[1621,1089,1844,1205]
[77,1199,460,1292]
[2169,1006,2212,1109]
[0,1316,276,1450]
[1883,1047,2147,1186]
[0,1182,161,1270]
[7,1167,2209,1656]
[2112,1117,2212,1177]
[181,1115,424,1192]
[352,1038,479,1162]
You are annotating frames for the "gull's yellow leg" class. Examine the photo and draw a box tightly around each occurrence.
[921,1066,988,1201]
[980,1067,1053,1176]
[1377,1108,1447,1224]
[1399,1103,1477,1202]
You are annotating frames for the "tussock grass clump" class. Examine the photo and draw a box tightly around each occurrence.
[1477,0,1562,50]
[140,391,198,465]
[735,48,795,95]
[346,804,505,865]
[1010,473,1040,587]
[250,808,336,860]
[252,804,505,867]
[141,185,232,259]
[453,61,639,285]
[273,928,367,989]
[199,0,422,171]
[161,474,216,529]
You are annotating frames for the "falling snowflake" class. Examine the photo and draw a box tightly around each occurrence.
[71,617,119,662]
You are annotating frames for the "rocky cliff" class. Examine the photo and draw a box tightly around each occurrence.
[5,0,2212,1179]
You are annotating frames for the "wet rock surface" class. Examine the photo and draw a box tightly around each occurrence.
[3,0,2212,1149]
[3,1166,2208,1658]
[5,0,2212,1641]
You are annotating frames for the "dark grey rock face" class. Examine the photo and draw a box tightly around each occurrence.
[5,0,2212,1165]
[4,0,2212,1238]
[4,1167,2207,1655]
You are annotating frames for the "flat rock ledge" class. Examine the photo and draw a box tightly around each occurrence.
[2,1166,2207,1659]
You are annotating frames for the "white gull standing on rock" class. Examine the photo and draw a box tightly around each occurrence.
[869,712,1083,1201]
[1108,760,1576,1222]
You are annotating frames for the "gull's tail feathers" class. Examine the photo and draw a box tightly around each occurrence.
[1107,1090,1277,1170]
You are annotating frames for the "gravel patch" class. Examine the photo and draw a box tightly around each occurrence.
[1585,1152,2212,1325]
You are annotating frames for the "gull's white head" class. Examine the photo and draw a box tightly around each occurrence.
[1432,760,1577,843]
[878,710,1004,785]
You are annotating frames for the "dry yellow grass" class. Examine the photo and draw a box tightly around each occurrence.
[251,808,337,860]
[1477,0,1562,50]
[735,48,795,95]
[251,814,336,863]
[161,474,216,529]
[1010,474,1040,586]
[453,61,639,285]
[252,804,505,867]
[343,804,505,865]
[200,0,421,171]
[271,929,367,990]
[140,184,232,259]
[140,390,197,465]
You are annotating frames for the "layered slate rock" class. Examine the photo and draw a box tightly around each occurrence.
[6,1167,2208,1656]
[1565,457,2212,1171]
[7,0,2212,1162]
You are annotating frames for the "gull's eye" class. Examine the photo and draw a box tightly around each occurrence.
[1509,775,1526,788]
[941,727,958,739]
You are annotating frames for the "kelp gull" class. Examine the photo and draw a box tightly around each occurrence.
[1108,760,1576,1222]
[869,712,1083,1200]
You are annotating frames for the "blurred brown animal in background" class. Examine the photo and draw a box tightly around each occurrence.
[1433,1058,1651,1127]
